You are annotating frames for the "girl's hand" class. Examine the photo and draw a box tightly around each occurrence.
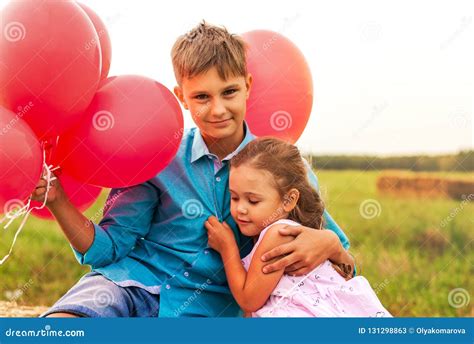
[204,216,236,253]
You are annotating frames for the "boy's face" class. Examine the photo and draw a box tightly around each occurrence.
[174,67,252,141]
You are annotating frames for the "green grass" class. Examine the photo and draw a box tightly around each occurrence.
[316,170,473,317]
[1,170,472,317]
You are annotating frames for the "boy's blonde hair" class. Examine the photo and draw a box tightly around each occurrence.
[171,21,247,84]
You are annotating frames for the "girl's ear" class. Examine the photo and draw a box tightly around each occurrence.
[282,189,300,212]
[174,86,188,110]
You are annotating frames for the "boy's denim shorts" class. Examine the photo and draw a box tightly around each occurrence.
[39,272,160,318]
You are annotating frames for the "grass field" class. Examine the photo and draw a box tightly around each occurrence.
[1,170,472,317]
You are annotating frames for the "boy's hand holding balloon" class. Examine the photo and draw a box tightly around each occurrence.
[30,176,64,208]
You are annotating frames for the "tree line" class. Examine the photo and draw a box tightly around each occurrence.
[307,150,474,172]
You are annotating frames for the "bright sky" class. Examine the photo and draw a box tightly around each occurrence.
[1,0,472,155]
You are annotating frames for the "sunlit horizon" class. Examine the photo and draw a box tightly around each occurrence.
[1,0,472,156]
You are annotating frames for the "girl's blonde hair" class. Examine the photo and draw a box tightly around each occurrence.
[231,137,325,229]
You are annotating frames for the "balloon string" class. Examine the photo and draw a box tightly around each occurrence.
[0,146,59,265]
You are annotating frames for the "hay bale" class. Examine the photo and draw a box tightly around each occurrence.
[446,180,474,200]
[376,172,474,200]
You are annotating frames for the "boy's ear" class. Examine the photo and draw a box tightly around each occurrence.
[174,86,188,110]
[282,189,300,212]
[245,73,253,100]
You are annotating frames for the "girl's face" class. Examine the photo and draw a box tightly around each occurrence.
[229,164,288,237]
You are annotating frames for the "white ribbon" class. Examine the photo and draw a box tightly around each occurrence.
[0,148,59,265]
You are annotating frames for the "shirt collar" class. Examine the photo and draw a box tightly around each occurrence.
[191,121,255,164]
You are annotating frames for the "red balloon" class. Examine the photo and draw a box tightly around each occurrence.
[78,2,112,81]
[54,75,184,188]
[0,106,42,213]
[0,0,102,140]
[31,174,102,219]
[242,30,313,143]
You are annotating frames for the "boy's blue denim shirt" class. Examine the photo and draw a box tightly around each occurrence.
[72,121,351,317]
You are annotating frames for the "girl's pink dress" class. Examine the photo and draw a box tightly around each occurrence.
[241,219,392,317]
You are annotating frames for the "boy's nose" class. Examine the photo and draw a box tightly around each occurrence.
[210,99,227,117]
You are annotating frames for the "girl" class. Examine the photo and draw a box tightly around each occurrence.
[205,137,392,317]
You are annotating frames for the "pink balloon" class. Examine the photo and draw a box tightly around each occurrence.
[78,2,112,81]
[0,106,42,213]
[0,0,102,140]
[54,75,184,188]
[242,30,314,144]
[31,174,102,219]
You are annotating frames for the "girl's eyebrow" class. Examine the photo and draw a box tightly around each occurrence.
[229,189,263,197]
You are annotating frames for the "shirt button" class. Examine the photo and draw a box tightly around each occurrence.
[215,177,221,182]
[204,250,209,255]
[165,284,171,290]
[184,271,189,277]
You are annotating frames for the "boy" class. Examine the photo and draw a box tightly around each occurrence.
[35,22,354,317]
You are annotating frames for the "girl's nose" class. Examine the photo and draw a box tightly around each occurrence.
[237,206,248,214]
